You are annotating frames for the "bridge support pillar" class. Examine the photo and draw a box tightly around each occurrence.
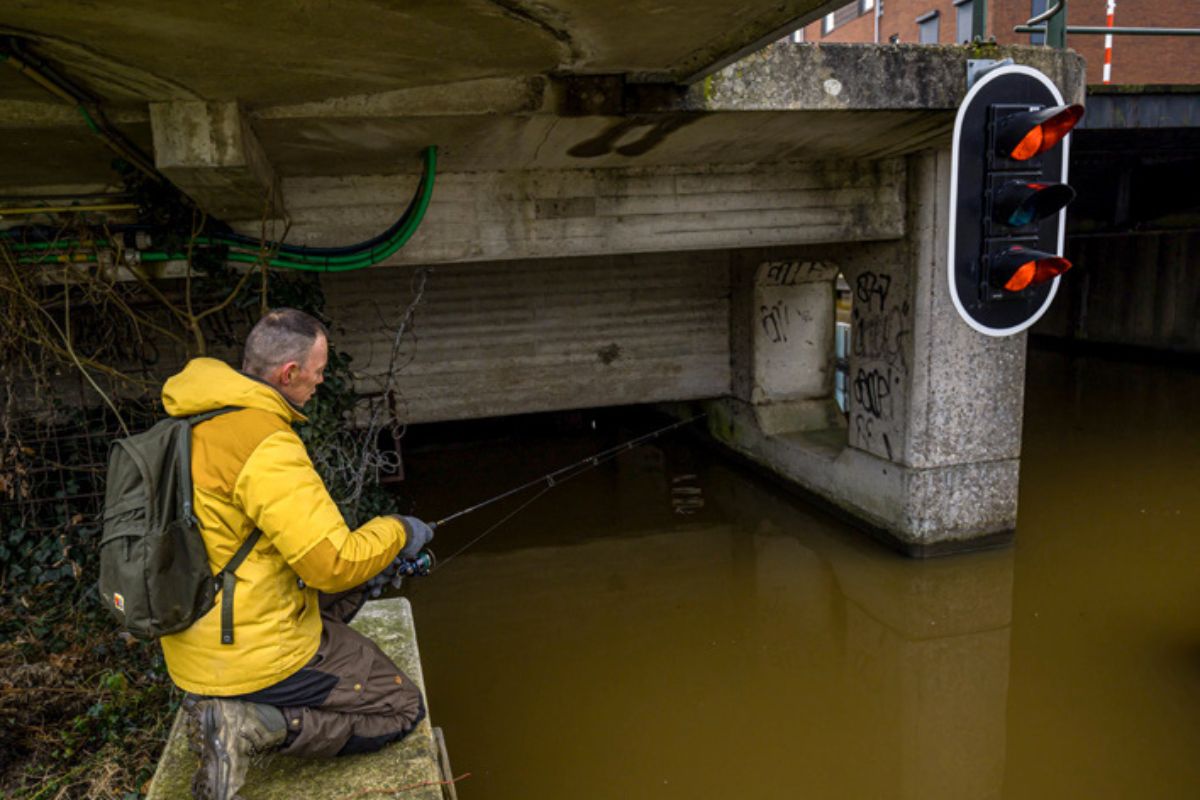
[149,100,283,222]
[709,149,1026,556]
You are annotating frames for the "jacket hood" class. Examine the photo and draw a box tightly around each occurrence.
[162,357,307,424]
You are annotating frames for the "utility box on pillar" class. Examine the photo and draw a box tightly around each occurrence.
[949,65,1083,336]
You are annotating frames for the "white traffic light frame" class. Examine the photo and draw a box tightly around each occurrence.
[948,64,1073,337]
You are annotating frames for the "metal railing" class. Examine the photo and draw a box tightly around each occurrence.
[1012,1,1200,49]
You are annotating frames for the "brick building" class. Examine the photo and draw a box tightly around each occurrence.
[795,0,1200,85]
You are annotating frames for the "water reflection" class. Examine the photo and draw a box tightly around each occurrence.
[1005,351,1200,799]
[404,424,1017,799]
[717,471,1014,800]
[399,351,1200,798]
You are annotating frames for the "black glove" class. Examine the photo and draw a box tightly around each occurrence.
[396,515,434,559]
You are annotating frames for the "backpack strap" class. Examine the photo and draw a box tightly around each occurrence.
[177,407,242,528]
[179,406,256,646]
[188,407,241,425]
[215,528,263,645]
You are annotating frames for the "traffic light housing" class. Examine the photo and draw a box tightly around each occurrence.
[949,65,1083,336]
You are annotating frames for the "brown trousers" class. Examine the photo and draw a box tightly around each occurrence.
[229,589,425,758]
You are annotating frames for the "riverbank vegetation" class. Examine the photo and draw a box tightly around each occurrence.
[0,217,417,796]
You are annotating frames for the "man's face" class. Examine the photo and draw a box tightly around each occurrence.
[277,334,328,408]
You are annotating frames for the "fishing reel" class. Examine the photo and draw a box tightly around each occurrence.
[367,549,436,597]
[396,549,436,577]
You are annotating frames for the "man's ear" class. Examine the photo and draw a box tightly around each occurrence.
[275,361,300,386]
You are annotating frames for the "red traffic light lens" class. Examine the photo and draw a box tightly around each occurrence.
[1002,104,1085,161]
[1000,248,1072,292]
[1038,105,1084,152]
[1010,127,1044,161]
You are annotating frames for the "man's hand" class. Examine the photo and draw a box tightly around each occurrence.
[366,518,435,596]
[394,516,434,559]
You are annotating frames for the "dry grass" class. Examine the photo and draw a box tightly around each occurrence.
[0,595,178,799]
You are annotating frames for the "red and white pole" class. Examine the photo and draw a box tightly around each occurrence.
[1103,0,1116,84]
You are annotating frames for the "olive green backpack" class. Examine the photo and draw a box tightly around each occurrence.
[98,408,260,644]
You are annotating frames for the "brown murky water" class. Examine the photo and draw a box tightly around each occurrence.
[401,349,1200,799]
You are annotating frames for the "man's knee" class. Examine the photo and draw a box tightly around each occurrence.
[318,587,368,624]
[381,672,425,717]
[334,691,426,757]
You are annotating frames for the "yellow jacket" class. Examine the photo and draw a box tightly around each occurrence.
[159,357,406,695]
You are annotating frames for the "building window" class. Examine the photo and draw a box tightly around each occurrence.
[823,1,868,36]
[955,0,974,43]
[1030,0,1048,45]
[917,10,940,44]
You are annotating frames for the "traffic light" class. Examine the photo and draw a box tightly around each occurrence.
[948,65,1084,336]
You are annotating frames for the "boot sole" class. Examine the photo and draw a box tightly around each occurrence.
[192,702,234,800]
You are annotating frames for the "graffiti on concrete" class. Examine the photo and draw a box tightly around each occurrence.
[849,270,910,461]
[852,366,892,420]
[760,261,833,287]
[852,271,910,371]
[854,271,890,311]
[760,299,791,344]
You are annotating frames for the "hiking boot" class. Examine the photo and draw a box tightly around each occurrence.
[188,698,287,800]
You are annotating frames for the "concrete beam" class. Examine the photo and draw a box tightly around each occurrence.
[267,157,906,264]
[149,101,282,222]
[693,42,1088,112]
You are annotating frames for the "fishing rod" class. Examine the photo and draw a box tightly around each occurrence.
[370,414,706,588]
[432,413,706,531]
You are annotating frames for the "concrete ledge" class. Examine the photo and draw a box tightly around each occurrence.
[691,42,1088,111]
[705,398,1017,556]
[146,597,446,800]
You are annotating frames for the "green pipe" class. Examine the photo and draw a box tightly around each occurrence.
[971,0,987,40]
[214,152,436,272]
[16,147,436,271]
[77,105,101,134]
[2,41,161,180]
[14,147,436,272]
[17,197,431,275]
[208,146,437,267]
[133,175,430,272]
[207,145,437,261]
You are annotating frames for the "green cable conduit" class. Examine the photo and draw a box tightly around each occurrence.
[11,147,438,273]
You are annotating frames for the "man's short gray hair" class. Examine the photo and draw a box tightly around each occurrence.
[242,308,329,377]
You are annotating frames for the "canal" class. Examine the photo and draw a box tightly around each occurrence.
[400,348,1200,799]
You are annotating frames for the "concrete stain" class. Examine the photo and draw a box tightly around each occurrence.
[596,343,621,365]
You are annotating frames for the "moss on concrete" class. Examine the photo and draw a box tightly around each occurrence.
[146,598,444,800]
[687,42,1087,112]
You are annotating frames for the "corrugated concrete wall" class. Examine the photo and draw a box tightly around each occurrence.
[323,251,732,424]
[1035,231,1200,353]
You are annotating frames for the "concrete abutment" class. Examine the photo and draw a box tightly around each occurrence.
[711,149,1024,555]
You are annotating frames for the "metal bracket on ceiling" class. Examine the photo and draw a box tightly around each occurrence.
[967,58,1015,91]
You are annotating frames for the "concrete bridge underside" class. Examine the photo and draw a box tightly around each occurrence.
[0,3,1087,554]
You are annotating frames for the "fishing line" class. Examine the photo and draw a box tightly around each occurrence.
[424,414,706,571]
[431,414,705,530]
[433,485,554,572]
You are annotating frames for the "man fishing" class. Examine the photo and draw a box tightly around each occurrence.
[160,308,434,799]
